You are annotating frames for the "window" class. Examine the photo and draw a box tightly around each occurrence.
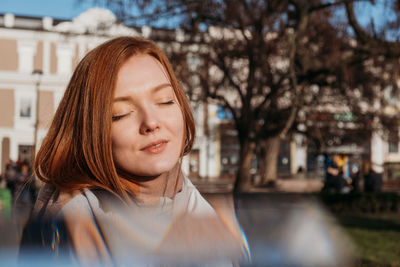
[14,87,36,129]
[17,40,37,73]
[18,145,33,163]
[19,97,32,118]
[389,130,399,154]
[389,141,399,153]
[217,105,233,119]
[56,43,74,74]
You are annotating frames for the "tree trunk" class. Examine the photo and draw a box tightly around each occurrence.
[261,136,281,185]
[233,140,255,193]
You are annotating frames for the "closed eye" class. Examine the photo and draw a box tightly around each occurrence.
[112,113,130,122]
[160,100,175,105]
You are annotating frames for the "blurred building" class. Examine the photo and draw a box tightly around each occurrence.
[298,87,400,182]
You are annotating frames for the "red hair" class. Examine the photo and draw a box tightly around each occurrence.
[34,37,195,197]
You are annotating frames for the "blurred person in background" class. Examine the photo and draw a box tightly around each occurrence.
[4,159,36,209]
[323,154,340,192]
[322,154,349,193]
[363,160,383,193]
[348,158,363,192]
[336,155,351,193]
[4,159,17,198]
[12,161,33,208]
[19,36,246,266]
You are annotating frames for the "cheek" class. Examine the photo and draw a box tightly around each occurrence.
[111,127,124,148]
[172,110,185,140]
[111,128,134,170]
[111,124,134,153]
[111,130,123,163]
[177,117,186,155]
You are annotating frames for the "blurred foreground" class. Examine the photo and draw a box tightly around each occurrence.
[1,173,400,266]
[0,190,360,266]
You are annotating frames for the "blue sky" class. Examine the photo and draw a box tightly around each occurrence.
[0,0,99,19]
[0,0,395,39]
[0,0,389,24]
[0,0,178,28]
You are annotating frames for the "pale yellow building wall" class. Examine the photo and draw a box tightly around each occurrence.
[50,42,57,74]
[38,90,54,129]
[0,89,14,127]
[0,39,18,71]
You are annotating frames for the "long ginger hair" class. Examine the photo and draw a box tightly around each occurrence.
[34,36,195,197]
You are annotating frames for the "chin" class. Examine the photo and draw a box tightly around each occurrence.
[149,160,179,175]
[120,159,179,178]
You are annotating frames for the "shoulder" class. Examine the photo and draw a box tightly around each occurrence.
[32,183,104,221]
[39,186,113,264]
[180,176,216,216]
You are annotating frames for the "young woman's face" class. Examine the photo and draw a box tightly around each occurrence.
[111,54,184,178]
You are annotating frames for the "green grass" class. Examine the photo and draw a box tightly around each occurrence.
[0,188,12,220]
[337,214,400,266]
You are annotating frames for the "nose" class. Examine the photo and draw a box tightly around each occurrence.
[139,108,160,134]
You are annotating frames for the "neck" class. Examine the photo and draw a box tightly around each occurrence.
[120,164,183,205]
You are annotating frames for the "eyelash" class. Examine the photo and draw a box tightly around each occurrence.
[161,100,175,105]
[112,101,175,121]
[112,114,128,122]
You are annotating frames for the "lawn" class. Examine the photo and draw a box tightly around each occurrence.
[337,214,400,266]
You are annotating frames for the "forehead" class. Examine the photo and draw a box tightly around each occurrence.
[114,54,171,96]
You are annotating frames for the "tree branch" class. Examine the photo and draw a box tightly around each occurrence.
[209,54,245,103]
[345,0,400,56]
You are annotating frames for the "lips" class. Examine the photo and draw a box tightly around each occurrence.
[140,139,169,154]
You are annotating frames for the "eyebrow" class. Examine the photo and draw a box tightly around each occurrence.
[113,83,173,103]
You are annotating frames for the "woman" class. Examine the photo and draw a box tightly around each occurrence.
[20,37,246,265]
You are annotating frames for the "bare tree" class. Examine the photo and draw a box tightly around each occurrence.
[83,0,400,191]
